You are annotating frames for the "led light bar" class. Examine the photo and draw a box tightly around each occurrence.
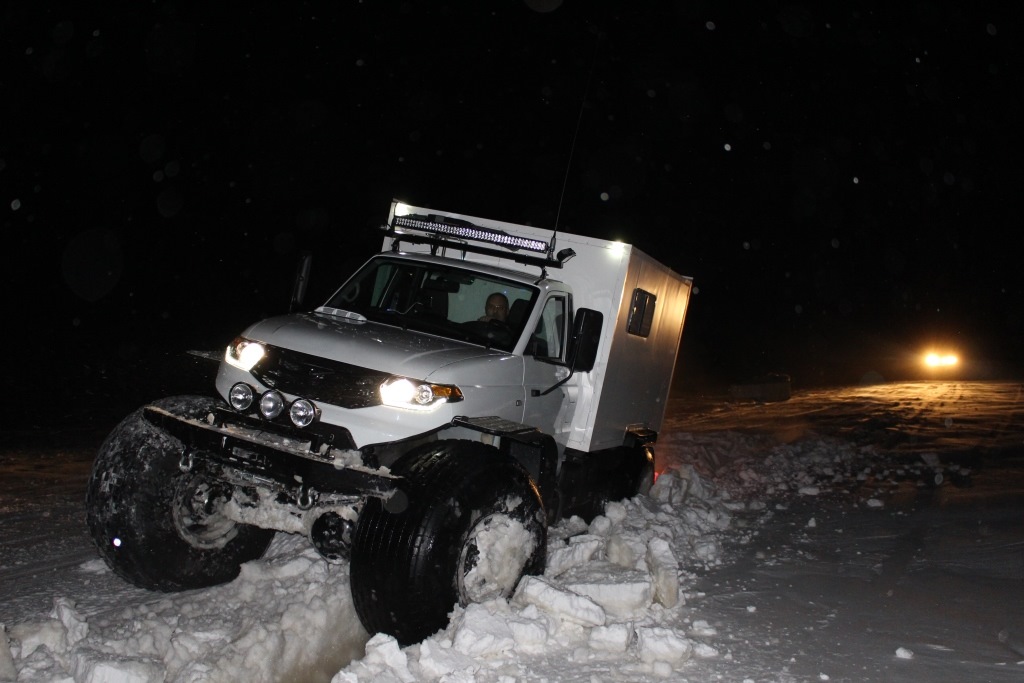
[393,215,549,254]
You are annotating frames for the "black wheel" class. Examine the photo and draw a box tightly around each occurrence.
[85,395,275,591]
[350,439,547,645]
[636,445,655,496]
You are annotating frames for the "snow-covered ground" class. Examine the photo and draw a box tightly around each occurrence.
[2,380,1023,682]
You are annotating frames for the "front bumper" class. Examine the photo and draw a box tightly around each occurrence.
[144,405,408,513]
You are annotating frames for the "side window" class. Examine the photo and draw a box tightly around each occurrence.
[528,296,566,358]
[627,288,656,338]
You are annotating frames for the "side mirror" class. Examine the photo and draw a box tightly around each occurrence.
[568,308,603,372]
[532,307,603,397]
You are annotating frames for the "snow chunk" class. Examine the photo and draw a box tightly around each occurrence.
[51,599,87,648]
[646,538,680,608]
[689,619,717,637]
[0,624,16,681]
[589,624,632,653]
[636,626,692,664]
[512,576,606,627]
[71,647,164,683]
[545,534,603,578]
[604,500,628,524]
[78,559,109,575]
[692,537,722,564]
[452,602,515,657]
[9,619,67,658]
[588,514,614,536]
[348,633,415,683]
[560,564,653,619]
[507,616,550,654]
[413,638,479,680]
[693,641,720,658]
[650,466,713,506]
[607,533,646,569]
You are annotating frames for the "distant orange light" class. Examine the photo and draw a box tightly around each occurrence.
[923,352,958,368]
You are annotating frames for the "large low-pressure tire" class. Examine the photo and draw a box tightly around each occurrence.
[636,445,656,496]
[350,439,547,645]
[85,395,275,591]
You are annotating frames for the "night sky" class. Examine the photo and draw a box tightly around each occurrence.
[4,1,1023,418]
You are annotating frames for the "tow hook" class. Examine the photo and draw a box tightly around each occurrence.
[297,485,317,510]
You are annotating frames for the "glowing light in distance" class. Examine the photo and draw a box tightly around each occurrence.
[924,352,958,368]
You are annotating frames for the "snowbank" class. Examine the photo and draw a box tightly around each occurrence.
[2,417,996,682]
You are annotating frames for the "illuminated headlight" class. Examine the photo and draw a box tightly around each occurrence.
[228,382,255,411]
[289,398,318,428]
[380,377,463,412]
[225,337,266,371]
[259,390,286,419]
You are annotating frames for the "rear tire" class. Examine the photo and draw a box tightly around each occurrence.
[350,439,546,645]
[636,445,655,496]
[85,395,275,591]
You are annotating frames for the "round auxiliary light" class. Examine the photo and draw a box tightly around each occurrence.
[289,398,317,428]
[259,390,286,419]
[228,383,255,411]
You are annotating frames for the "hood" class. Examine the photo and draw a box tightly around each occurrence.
[242,312,507,380]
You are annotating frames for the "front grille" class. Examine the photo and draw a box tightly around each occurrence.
[251,346,390,409]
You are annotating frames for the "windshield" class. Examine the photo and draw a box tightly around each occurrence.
[317,256,538,352]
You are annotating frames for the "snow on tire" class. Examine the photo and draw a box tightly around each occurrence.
[350,439,547,646]
[85,395,275,591]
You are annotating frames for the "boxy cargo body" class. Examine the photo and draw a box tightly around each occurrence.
[385,202,693,453]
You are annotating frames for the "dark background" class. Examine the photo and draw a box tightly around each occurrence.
[3,1,1022,434]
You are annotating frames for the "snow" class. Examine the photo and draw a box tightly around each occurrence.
[2,380,1023,682]
[461,510,538,604]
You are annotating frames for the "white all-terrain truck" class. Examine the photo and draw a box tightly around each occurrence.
[86,201,693,644]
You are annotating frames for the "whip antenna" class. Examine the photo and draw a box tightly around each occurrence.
[551,24,603,251]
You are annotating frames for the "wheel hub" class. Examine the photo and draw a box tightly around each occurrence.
[171,473,238,549]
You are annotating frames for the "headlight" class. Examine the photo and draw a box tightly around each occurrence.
[225,337,266,371]
[259,390,286,419]
[228,383,255,411]
[380,376,463,412]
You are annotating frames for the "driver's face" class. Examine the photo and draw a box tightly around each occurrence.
[486,297,508,321]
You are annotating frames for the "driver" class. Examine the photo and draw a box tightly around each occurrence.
[479,292,509,323]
